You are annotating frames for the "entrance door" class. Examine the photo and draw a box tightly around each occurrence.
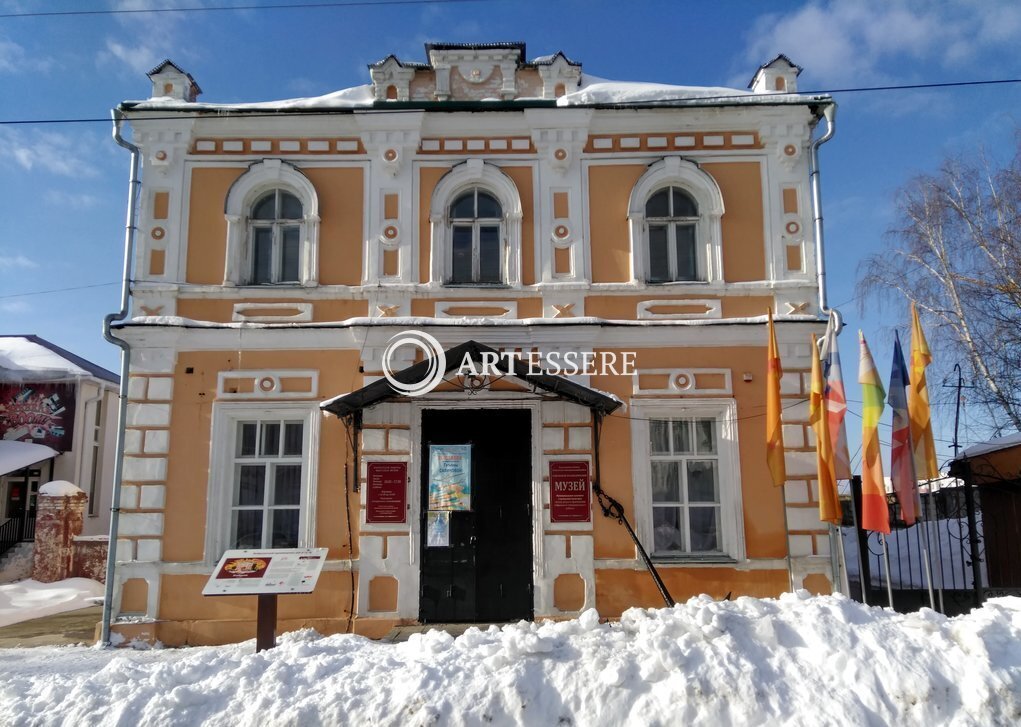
[419,409,533,623]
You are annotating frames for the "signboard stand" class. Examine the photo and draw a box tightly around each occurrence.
[202,547,328,652]
[256,594,278,653]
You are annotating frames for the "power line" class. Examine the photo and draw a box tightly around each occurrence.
[4,77,1021,126]
[0,0,492,19]
[0,281,119,300]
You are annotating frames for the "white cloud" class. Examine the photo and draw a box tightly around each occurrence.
[0,128,100,178]
[0,253,38,271]
[43,190,101,210]
[0,300,30,314]
[739,0,1021,86]
[98,0,201,77]
[0,35,54,74]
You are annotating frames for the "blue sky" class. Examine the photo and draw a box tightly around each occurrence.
[2,0,1021,466]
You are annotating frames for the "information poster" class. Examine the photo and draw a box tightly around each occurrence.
[366,461,407,523]
[0,382,76,452]
[201,548,328,596]
[428,444,472,511]
[549,460,591,523]
[426,511,450,547]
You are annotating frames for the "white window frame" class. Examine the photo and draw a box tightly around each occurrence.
[627,157,725,285]
[204,402,320,564]
[630,399,745,562]
[429,159,523,287]
[223,159,320,287]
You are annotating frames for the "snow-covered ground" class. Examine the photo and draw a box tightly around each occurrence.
[1,592,1019,726]
[0,578,104,628]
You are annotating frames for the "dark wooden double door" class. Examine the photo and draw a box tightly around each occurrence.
[420,409,533,623]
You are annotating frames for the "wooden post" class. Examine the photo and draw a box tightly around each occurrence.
[256,593,278,652]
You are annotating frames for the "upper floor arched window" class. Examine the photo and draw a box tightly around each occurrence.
[250,190,303,284]
[429,159,523,287]
[449,187,503,284]
[223,160,320,287]
[645,186,699,283]
[627,157,725,285]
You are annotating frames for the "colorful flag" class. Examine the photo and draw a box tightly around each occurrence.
[858,331,890,534]
[888,331,919,525]
[766,310,786,487]
[810,334,841,524]
[909,303,940,480]
[820,310,852,479]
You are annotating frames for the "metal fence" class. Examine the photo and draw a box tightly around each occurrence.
[841,476,1007,616]
[0,512,36,560]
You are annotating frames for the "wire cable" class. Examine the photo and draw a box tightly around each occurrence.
[0,0,494,19]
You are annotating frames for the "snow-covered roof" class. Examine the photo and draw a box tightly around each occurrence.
[0,335,118,384]
[958,432,1021,460]
[0,440,58,477]
[122,71,827,113]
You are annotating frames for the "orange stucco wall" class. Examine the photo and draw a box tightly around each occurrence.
[161,349,362,564]
[703,162,765,282]
[589,164,646,283]
[586,161,766,284]
[185,165,364,286]
[176,298,368,323]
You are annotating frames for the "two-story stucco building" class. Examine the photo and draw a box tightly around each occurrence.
[105,45,839,645]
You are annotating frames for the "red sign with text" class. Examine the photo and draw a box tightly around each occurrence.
[366,462,408,523]
[549,460,591,523]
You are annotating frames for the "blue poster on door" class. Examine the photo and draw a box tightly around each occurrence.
[428,444,472,511]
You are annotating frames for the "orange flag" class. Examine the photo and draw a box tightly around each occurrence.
[766,310,786,486]
[810,335,841,524]
[858,331,890,534]
[909,303,940,480]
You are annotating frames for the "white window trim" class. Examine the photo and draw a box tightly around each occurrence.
[428,159,523,287]
[223,159,320,287]
[630,398,745,562]
[627,157,725,285]
[204,402,320,564]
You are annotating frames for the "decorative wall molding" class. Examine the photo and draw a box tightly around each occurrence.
[585,131,761,154]
[231,302,313,322]
[632,368,733,396]
[216,369,319,399]
[637,298,722,320]
[191,138,365,155]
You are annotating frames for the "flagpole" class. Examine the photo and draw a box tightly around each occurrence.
[920,479,943,612]
[927,484,946,613]
[834,521,851,595]
[880,532,895,609]
[848,478,867,605]
[914,484,936,609]
[781,485,796,592]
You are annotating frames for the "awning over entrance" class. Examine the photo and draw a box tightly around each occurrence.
[0,441,58,477]
[321,340,623,417]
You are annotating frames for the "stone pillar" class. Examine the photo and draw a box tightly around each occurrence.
[31,481,87,583]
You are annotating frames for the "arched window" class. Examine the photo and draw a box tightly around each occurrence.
[223,160,320,287]
[448,187,503,284]
[250,190,303,284]
[428,160,523,287]
[645,186,699,283]
[627,157,725,285]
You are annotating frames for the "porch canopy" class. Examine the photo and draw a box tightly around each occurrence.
[321,340,623,417]
[0,440,58,477]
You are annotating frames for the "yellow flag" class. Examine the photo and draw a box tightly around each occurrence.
[810,335,841,524]
[909,303,939,480]
[766,310,786,486]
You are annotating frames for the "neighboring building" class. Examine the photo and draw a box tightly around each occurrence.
[0,335,119,540]
[107,46,837,645]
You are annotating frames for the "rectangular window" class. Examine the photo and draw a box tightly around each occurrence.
[648,417,721,555]
[229,419,305,549]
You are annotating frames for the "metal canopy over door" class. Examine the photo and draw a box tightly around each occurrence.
[419,409,533,623]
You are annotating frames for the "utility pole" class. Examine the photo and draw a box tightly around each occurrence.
[944,363,976,457]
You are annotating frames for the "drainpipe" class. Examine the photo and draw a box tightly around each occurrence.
[100,108,140,646]
[808,101,845,593]
[809,101,837,320]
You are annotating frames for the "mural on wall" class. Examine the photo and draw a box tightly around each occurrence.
[0,383,76,451]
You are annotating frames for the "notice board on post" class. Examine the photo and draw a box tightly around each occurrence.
[366,461,408,524]
[201,548,328,596]
[549,460,591,523]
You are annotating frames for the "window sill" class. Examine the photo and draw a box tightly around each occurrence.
[442,282,512,289]
[651,555,737,566]
[644,279,708,286]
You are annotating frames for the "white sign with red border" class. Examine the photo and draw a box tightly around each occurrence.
[202,548,328,596]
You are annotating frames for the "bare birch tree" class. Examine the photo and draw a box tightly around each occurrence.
[860,139,1021,434]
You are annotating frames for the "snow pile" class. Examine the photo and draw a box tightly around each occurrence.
[0,578,104,628]
[559,74,754,106]
[2,593,1020,725]
[38,480,84,497]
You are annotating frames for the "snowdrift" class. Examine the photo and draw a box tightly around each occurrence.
[1,592,1019,726]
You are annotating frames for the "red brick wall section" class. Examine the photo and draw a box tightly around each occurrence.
[31,486,87,583]
[72,538,108,583]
